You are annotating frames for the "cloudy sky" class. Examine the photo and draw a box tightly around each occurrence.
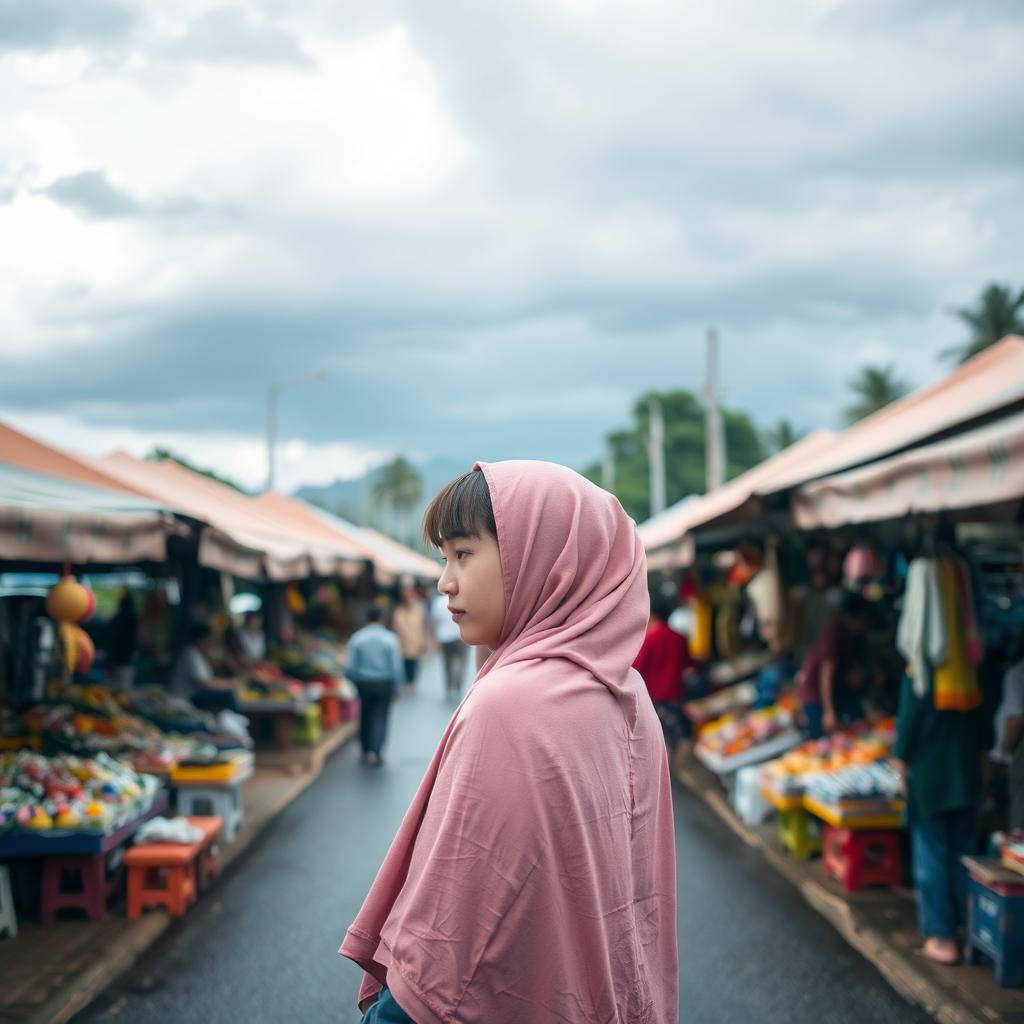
[2,0,1022,492]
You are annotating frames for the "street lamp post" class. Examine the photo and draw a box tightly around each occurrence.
[265,369,326,493]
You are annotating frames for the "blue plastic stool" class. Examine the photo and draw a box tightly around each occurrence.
[965,861,1024,988]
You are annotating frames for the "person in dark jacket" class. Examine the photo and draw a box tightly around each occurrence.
[106,591,139,690]
[893,674,992,965]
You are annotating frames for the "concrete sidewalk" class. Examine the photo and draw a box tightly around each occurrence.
[0,722,357,1024]
[676,754,1024,1024]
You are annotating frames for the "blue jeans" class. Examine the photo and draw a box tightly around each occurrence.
[361,987,416,1023]
[909,804,977,939]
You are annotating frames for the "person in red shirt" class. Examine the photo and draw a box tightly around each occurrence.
[633,593,693,770]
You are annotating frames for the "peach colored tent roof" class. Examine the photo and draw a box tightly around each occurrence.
[763,335,1024,496]
[0,420,147,496]
[253,491,407,584]
[359,527,442,582]
[792,406,1024,529]
[638,429,839,559]
[96,453,365,581]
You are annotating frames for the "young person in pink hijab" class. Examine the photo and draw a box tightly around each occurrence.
[340,461,679,1024]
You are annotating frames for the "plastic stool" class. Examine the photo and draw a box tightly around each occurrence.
[319,695,341,731]
[124,817,222,918]
[966,872,1024,987]
[822,826,902,892]
[292,703,322,746]
[779,808,823,861]
[177,785,244,844]
[40,854,121,923]
[0,865,17,938]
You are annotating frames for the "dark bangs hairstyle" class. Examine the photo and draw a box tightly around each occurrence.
[423,469,497,548]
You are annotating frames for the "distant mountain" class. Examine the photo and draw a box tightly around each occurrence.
[295,456,470,543]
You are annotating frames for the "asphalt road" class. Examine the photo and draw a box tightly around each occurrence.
[74,655,934,1024]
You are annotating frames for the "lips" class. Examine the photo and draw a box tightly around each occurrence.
[449,607,466,622]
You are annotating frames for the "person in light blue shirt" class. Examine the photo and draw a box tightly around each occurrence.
[345,607,405,766]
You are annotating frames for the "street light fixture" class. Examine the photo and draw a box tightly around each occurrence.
[265,368,327,493]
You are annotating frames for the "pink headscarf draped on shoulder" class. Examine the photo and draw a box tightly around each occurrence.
[340,461,678,1024]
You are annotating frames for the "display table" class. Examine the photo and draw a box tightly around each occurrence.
[802,795,905,831]
[707,651,773,689]
[0,791,169,858]
[0,791,169,924]
[238,700,307,751]
[173,762,252,845]
[696,730,804,777]
[683,683,756,736]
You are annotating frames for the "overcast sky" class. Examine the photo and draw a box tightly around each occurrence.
[2,0,1022,492]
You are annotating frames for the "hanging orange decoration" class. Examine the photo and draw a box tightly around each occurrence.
[46,575,95,625]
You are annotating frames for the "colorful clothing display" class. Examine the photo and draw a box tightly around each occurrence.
[896,556,982,711]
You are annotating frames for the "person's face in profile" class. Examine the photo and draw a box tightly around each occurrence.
[438,532,505,648]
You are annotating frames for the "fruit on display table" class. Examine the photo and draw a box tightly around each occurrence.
[0,751,159,834]
[696,702,794,758]
[804,761,903,806]
[760,720,895,797]
[23,684,222,770]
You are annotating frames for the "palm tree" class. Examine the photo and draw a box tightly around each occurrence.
[371,456,423,542]
[764,419,805,454]
[943,283,1024,364]
[843,364,910,425]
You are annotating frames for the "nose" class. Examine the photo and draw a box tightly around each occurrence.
[438,563,457,596]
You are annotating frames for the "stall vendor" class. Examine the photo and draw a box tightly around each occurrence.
[169,623,242,712]
[795,592,869,738]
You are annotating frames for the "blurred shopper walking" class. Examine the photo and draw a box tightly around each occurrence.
[430,591,468,699]
[391,582,429,694]
[345,607,405,766]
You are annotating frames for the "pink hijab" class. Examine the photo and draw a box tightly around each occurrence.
[340,461,678,1023]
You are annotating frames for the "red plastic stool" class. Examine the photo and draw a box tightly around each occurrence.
[823,826,902,892]
[319,695,341,730]
[40,854,121,923]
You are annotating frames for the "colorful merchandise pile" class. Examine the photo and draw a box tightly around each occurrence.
[804,761,903,809]
[761,720,896,799]
[695,700,797,761]
[22,684,220,771]
[0,750,159,834]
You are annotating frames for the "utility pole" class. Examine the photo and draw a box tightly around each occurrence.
[601,444,616,493]
[264,369,326,493]
[705,327,727,492]
[648,396,666,516]
[266,382,279,493]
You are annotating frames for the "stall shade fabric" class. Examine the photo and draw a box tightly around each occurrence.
[792,405,1024,529]
[303,504,442,583]
[95,452,365,582]
[0,463,175,564]
[638,430,838,567]
[768,335,1024,497]
[251,491,394,584]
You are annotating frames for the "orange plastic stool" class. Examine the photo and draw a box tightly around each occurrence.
[124,817,222,918]
[822,826,902,893]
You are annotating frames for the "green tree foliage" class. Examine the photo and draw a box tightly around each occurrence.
[582,390,766,521]
[843,364,910,425]
[944,282,1024,364]
[146,447,248,493]
[372,455,424,543]
[763,418,805,454]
